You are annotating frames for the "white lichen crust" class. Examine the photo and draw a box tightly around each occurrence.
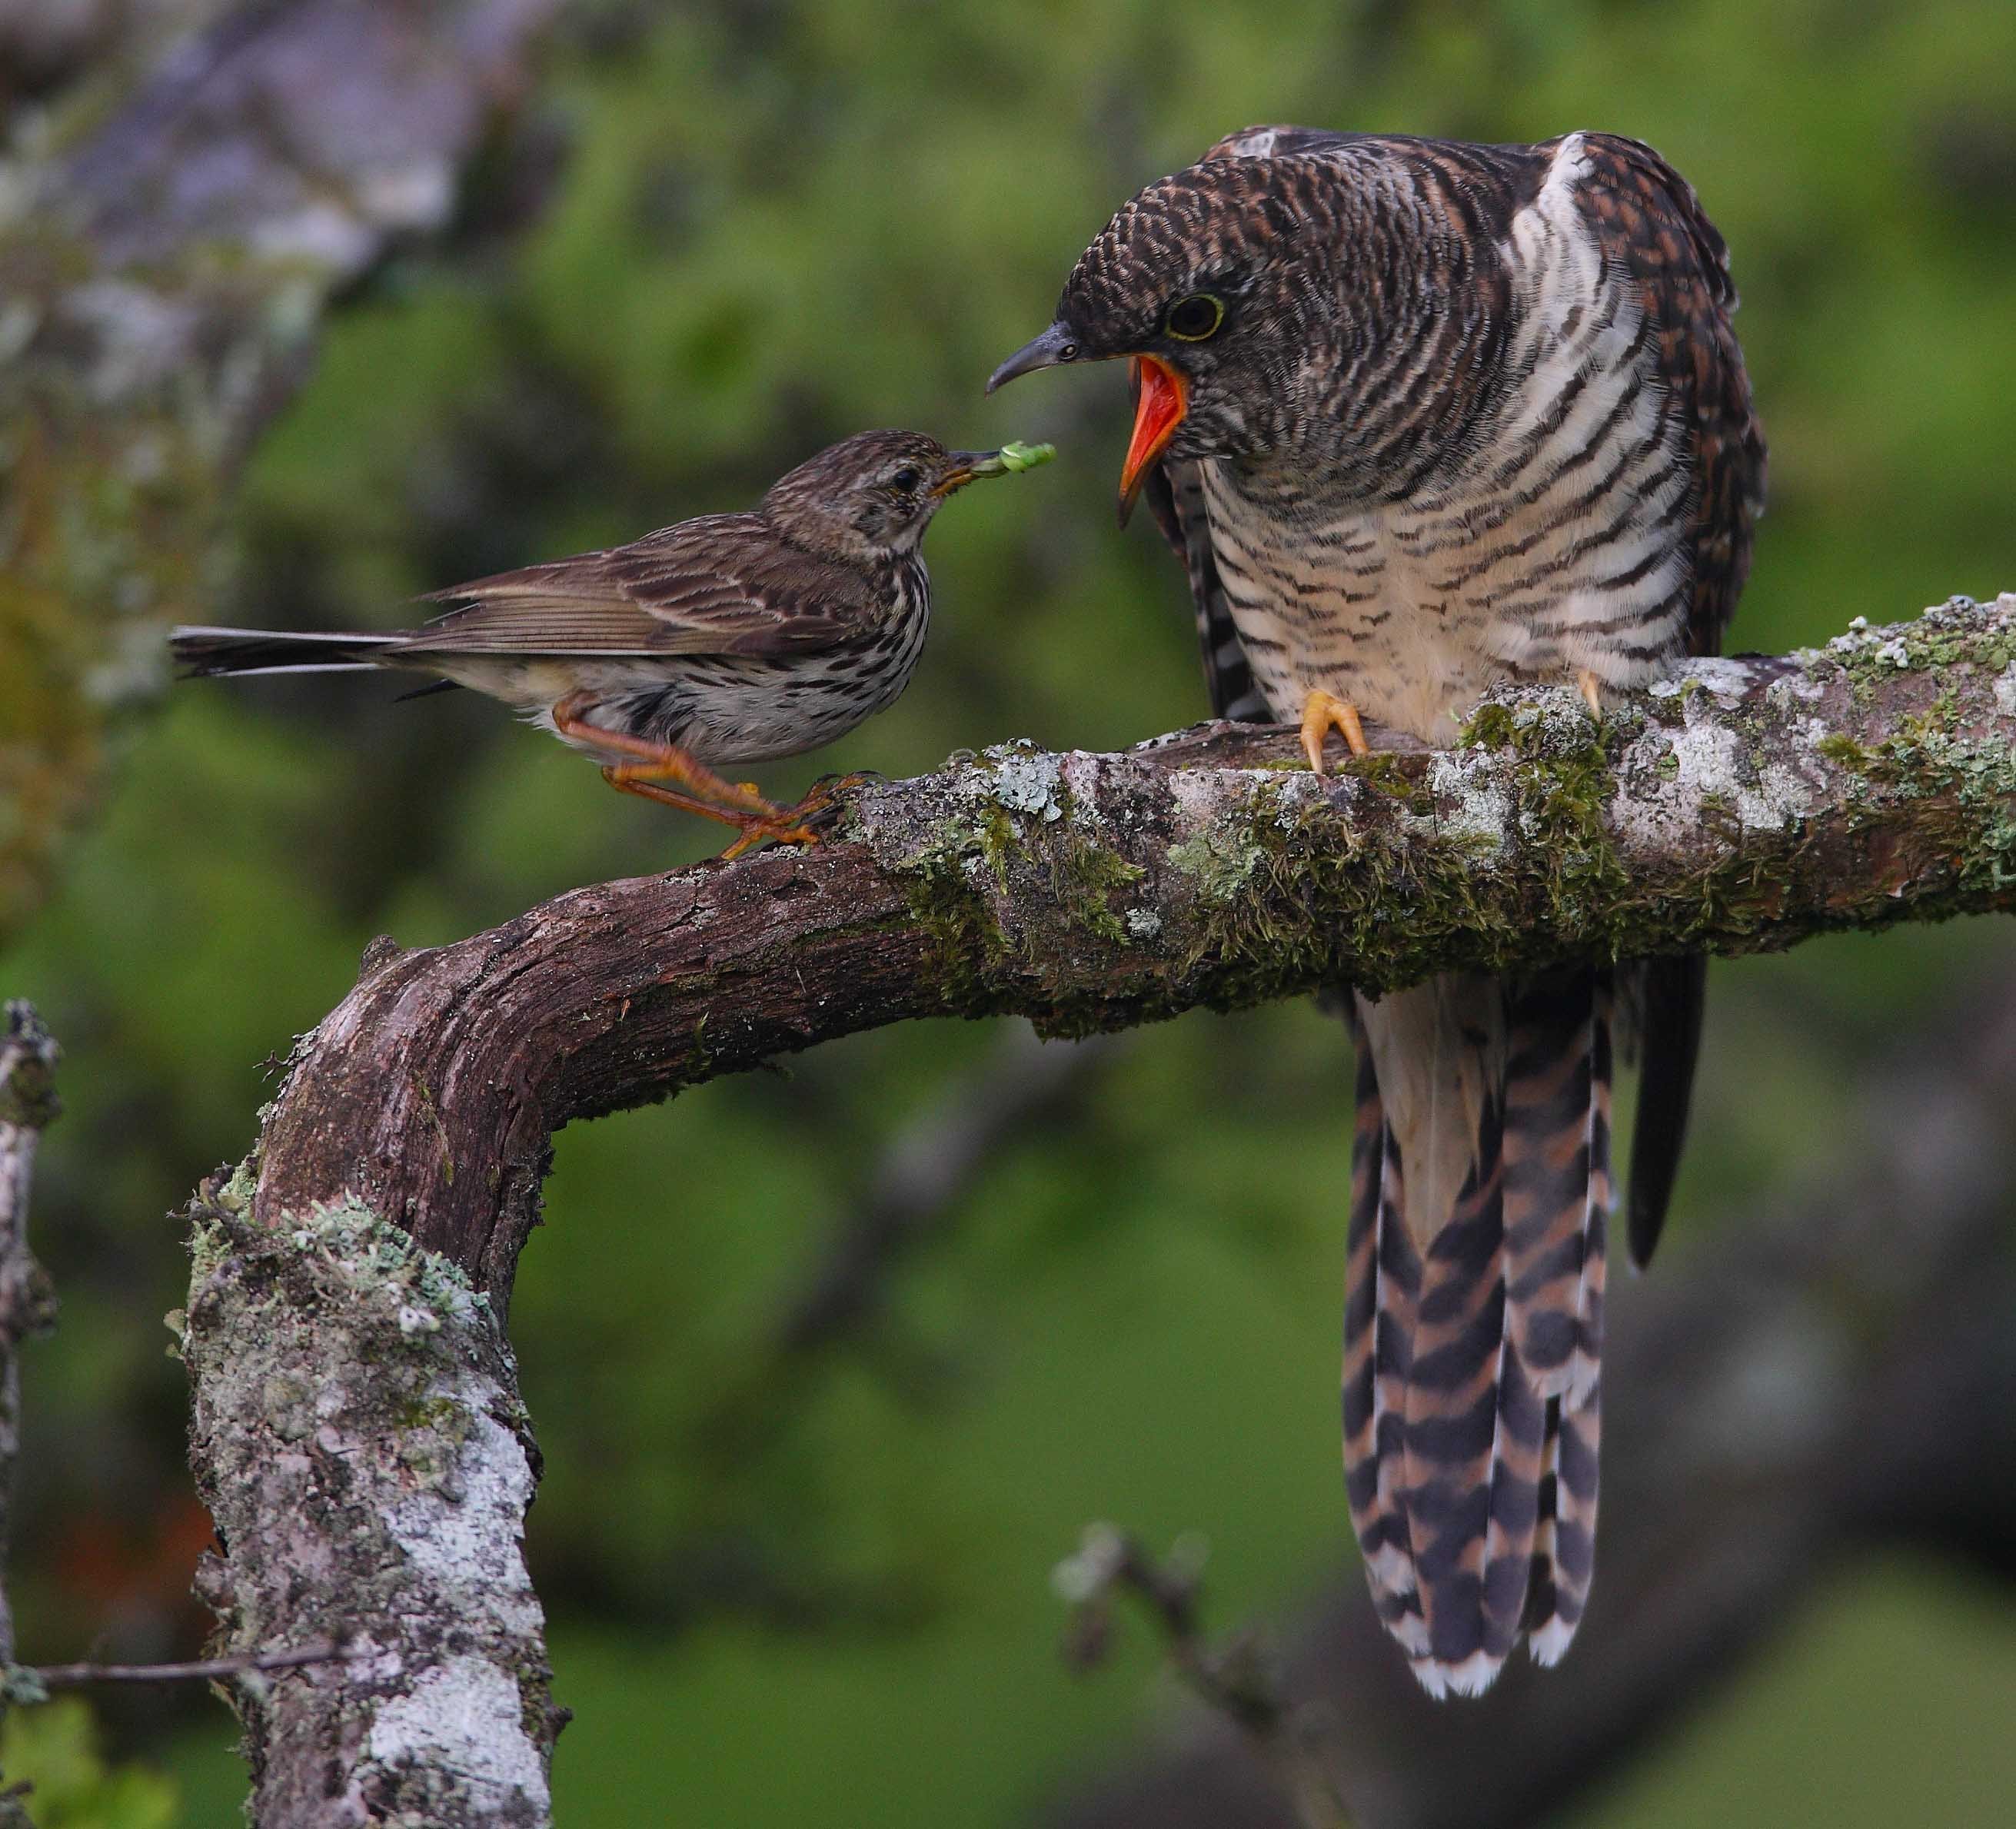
[182,1174,556,1828]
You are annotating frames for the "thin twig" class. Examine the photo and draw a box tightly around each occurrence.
[1056,1526,1359,1829]
[21,1641,348,1691]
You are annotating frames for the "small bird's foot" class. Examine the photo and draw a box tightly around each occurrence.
[1575,668,1605,722]
[719,773,870,856]
[1299,689,1370,774]
[716,809,824,861]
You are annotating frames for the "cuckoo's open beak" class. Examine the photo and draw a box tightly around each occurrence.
[931,451,1010,496]
[1117,355,1188,527]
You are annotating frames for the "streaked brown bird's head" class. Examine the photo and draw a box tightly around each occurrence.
[990,133,1506,520]
[760,430,1015,561]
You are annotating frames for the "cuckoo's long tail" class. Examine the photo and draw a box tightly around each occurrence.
[1343,966,1611,1698]
[169,627,406,677]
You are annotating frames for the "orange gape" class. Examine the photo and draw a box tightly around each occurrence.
[1118,356,1188,519]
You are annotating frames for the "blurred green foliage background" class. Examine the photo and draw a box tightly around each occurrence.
[3,0,2014,1821]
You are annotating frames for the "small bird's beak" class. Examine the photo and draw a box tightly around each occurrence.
[986,321,1078,394]
[931,450,1010,496]
[1117,355,1188,527]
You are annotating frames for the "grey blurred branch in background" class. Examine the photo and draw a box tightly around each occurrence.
[0,1006,58,1671]
[1056,1525,1357,1829]
[0,0,564,939]
[776,1025,1123,1358]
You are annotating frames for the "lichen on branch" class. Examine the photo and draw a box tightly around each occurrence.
[180,1169,557,1827]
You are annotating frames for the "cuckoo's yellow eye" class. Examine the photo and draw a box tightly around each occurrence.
[1165,293,1225,341]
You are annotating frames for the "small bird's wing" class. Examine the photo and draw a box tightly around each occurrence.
[1570,136,1768,1267]
[410,514,870,660]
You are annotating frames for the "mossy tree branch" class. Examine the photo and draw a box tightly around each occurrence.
[248,592,2016,1300]
[185,592,2016,1821]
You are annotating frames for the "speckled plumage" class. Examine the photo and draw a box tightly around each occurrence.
[995,126,1765,1694]
[174,431,1010,845]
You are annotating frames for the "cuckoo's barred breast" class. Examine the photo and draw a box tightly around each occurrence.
[1056,128,1765,1694]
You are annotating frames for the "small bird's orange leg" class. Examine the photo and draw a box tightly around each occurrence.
[600,770,751,823]
[1299,688,1371,775]
[1575,668,1605,722]
[604,770,826,859]
[553,693,773,817]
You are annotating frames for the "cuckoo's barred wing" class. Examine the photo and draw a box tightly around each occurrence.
[416,514,870,660]
[1570,136,1763,1265]
[1617,951,1707,1266]
[1139,454,1270,723]
[1569,134,1767,660]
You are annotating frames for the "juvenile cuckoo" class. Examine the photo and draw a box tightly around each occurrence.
[992,128,1765,1695]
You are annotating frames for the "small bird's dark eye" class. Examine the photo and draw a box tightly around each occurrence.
[891,467,921,492]
[1165,294,1225,341]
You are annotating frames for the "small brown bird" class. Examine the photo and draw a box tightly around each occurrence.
[173,431,1046,855]
[993,128,1764,1696]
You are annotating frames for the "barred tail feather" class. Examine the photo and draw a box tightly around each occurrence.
[1504,966,1611,1665]
[1525,1378,1602,1665]
[1342,1028,1426,1655]
[1343,969,1612,1697]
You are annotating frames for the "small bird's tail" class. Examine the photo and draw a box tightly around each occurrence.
[169,627,403,677]
[1342,966,1610,1698]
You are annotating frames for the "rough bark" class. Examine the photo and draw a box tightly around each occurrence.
[0,0,564,939]
[182,591,2016,1819]
[178,1172,557,1827]
[1040,966,2016,1829]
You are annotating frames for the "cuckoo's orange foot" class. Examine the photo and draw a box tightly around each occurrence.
[1299,689,1370,773]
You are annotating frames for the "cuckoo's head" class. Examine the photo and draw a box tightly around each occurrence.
[990,142,1478,520]
[990,157,1350,518]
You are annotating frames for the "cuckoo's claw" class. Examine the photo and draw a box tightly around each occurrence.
[1575,668,1605,722]
[1300,688,1371,774]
